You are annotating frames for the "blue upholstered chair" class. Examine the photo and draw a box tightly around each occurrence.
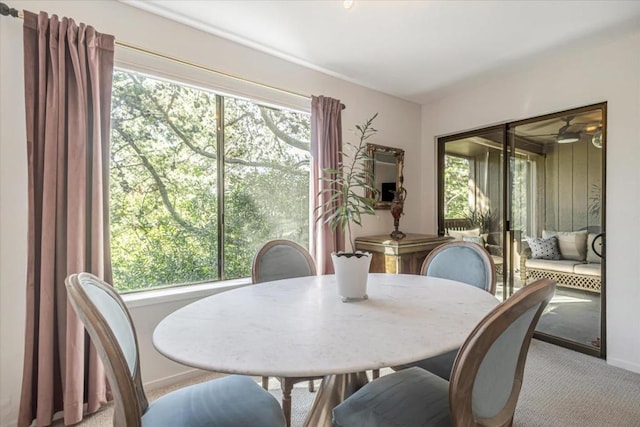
[252,239,317,284]
[252,239,321,427]
[65,273,286,427]
[397,241,498,380]
[421,241,497,294]
[333,278,556,427]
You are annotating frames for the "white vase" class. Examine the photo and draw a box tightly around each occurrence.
[331,251,372,302]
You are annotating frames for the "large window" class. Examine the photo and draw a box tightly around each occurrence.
[110,69,311,291]
[443,154,472,219]
[511,156,534,236]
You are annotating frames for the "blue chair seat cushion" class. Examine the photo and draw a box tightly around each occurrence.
[399,348,459,381]
[142,375,286,427]
[333,367,451,427]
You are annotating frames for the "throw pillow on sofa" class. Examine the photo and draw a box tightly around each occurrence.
[462,236,484,246]
[524,236,560,260]
[448,228,480,240]
[542,230,588,261]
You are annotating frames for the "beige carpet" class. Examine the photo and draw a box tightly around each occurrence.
[57,340,640,426]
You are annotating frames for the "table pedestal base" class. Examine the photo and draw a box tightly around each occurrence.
[303,372,369,427]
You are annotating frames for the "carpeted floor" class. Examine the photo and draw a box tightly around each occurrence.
[498,281,601,350]
[58,340,640,427]
[536,287,600,347]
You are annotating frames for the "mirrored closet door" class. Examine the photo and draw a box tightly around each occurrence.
[509,104,605,356]
[438,126,507,300]
[438,103,606,357]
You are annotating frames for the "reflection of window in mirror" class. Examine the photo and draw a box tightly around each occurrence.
[375,152,397,201]
[366,143,404,209]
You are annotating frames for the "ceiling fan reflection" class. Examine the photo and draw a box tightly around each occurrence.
[524,116,602,145]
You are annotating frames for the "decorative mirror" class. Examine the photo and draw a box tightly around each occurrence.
[366,143,405,209]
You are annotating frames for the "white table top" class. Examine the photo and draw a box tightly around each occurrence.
[153,273,499,378]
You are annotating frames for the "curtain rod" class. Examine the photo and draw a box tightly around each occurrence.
[0,1,347,108]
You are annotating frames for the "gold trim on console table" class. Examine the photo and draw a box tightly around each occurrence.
[355,234,453,274]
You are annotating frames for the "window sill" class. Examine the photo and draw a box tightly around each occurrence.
[122,277,252,308]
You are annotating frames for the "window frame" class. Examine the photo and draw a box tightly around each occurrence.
[110,62,312,293]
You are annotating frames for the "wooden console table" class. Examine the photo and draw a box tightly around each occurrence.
[355,233,452,275]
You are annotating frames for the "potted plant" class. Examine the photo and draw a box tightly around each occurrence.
[316,114,378,301]
[466,207,495,241]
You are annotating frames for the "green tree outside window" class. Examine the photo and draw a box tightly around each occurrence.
[110,70,310,291]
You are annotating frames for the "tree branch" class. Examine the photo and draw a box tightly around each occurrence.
[223,156,308,173]
[115,127,206,237]
[259,107,310,151]
[128,76,308,175]
[225,111,250,128]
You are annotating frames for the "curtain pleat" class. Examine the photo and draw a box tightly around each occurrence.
[311,96,345,274]
[19,10,115,426]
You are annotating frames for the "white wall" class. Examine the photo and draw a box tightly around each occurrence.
[0,13,29,427]
[420,30,640,373]
[0,1,421,426]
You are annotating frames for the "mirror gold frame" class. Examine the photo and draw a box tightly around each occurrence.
[366,143,405,209]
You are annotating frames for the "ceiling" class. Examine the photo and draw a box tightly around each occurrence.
[123,0,640,104]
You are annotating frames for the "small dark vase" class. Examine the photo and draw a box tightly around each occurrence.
[390,186,407,240]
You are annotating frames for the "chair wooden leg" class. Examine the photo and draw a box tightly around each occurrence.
[372,369,380,379]
[308,379,315,392]
[262,376,269,390]
[282,379,293,427]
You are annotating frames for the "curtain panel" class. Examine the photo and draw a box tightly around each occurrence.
[19,11,115,426]
[311,96,345,274]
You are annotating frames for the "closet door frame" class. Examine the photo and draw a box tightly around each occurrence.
[437,102,606,358]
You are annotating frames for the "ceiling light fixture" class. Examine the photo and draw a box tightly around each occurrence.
[556,132,580,144]
[343,0,354,9]
[592,131,603,148]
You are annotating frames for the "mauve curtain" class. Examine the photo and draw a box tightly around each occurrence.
[19,11,115,427]
[311,96,345,274]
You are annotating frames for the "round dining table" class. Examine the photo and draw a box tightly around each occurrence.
[153,273,499,427]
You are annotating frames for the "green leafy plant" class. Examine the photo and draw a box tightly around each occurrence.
[316,114,378,253]
[466,207,496,234]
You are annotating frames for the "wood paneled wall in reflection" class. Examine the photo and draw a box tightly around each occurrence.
[543,136,602,233]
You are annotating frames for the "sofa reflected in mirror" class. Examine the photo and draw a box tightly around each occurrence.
[365,143,404,209]
[520,229,602,293]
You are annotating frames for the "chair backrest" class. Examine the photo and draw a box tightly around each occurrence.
[252,239,317,284]
[449,278,556,426]
[65,273,147,427]
[420,241,497,295]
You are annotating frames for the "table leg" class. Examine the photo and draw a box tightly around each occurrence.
[302,372,369,427]
[283,378,293,427]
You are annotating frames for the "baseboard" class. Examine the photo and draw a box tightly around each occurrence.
[607,357,640,374]
[143,368,212,391]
